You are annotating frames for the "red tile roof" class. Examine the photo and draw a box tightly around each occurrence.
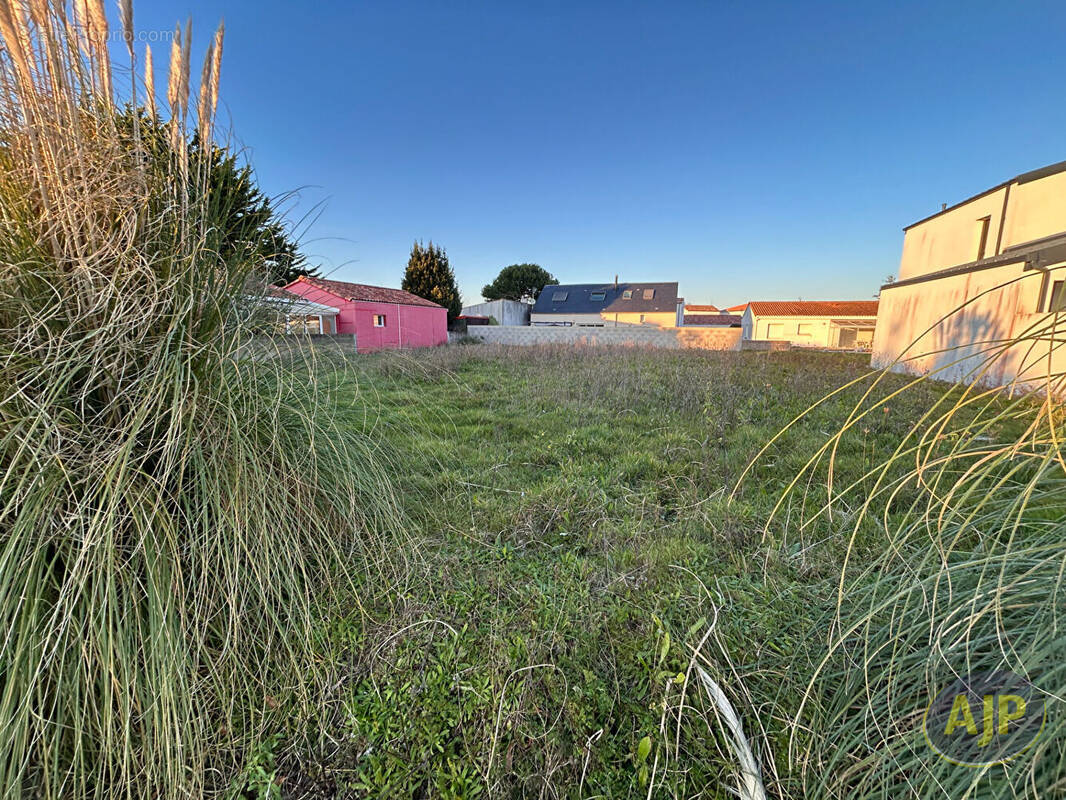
[684,303,719,312]
[287,276,443,308]
[725,303,749,313]
[747,300,879,317]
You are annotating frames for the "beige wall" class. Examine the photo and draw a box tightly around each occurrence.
[900,169,1066,281]
[531,311,678,328]
[899,188,1008,280]
[1002,170,1066,249]
[872,260,1066,389]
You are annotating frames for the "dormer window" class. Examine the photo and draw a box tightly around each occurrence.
[622,289,633,299]
[590,291,606,301]
[642,288,655,300]
[552,291,568,302]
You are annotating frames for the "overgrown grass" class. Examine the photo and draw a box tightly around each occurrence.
[292,345,969,798]
[769,328,1066,798]
[0,3,402,797]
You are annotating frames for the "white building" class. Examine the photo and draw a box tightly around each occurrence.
[460,299,530,326]
[741,301,879,348]
[873,160,1066,390]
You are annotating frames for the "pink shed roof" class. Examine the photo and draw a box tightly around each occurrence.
[286,276,444,308]
[746,300,879,317]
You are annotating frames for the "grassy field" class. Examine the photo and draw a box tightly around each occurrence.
[268,344,958,799]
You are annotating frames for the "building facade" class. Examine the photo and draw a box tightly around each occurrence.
[873,160,1066,389]
[742,301,878,348]
[282,276,447,353]
[460,299,531,326]
[530,283,683,327]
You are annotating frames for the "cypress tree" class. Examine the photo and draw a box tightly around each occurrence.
[402,240,462,321]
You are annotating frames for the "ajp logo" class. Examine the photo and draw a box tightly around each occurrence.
[924,670,1045,766]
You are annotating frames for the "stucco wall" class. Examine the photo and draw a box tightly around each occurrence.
[349,300,448,352]
[464,325,743,350]
[900,188,1009,280]
[900,169,1066,282]
[1003,171,1066,248]
[872,260,1066,388]
[461,299,531,326]
[282,282,447,352]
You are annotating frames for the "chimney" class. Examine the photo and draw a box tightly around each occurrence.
[941,203,947,211]
[614,274,618,288]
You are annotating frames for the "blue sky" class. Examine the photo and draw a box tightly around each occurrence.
[131,0,1066,307]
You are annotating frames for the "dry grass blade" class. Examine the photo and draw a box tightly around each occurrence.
[165,20,179,110]
[143,42,154,117]
[695,667,768,800]
[196,40,212,142]
[209,20,222,119]
[118,0,131,56]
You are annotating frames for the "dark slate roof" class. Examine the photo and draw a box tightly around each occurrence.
[532,283,679,314]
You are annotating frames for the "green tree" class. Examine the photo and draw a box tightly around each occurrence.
[402,241,462,320]
[195,146,316,286]
[481,263,557,303]
[119,109,317,286]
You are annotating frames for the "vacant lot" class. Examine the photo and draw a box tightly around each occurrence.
[296,345,950,798]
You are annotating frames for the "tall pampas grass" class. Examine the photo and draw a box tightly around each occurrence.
[0,1,402,797]
[143,43,154,117]
[748,287,1066,797]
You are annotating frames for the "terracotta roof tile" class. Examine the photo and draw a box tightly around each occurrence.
[287,276,443,308]
[747,300,879,317]
[684,304,719,312]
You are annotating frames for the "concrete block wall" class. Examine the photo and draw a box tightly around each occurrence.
[463,325,743,350]
[740,339,792,352]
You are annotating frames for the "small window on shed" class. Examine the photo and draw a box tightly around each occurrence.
[590,291,606,301]
[552,291,569,302]
[642,288,655,300]
[373,314,386,327]
[1050,280,1066,312]
[622,289,633,299]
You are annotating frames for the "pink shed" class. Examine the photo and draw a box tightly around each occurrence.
[282,276,448,353]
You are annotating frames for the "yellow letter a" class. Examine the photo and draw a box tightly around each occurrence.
[945,694,978,736]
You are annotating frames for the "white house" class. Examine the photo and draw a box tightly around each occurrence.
[742,301,879,348]
[873,160,1066,390]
